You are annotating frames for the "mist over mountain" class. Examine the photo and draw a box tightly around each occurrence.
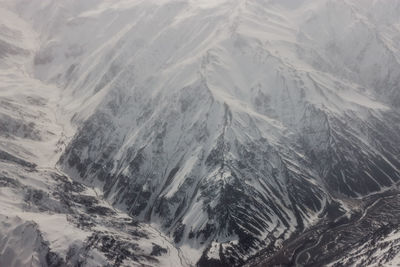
[0,0,400,266]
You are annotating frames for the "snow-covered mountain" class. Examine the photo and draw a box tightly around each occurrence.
[1,0,400,266]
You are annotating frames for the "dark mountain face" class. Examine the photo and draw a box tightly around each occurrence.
[1,0,400,266]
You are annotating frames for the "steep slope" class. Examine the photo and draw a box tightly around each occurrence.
[0,3,186,267]
[246,186,400,266]
[1,0,400,266]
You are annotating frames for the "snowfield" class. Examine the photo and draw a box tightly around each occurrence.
[0,0,400,266]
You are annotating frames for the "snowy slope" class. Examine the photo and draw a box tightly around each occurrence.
[329,225,400,266]
[0,0,400,266]
[0,4,185,267]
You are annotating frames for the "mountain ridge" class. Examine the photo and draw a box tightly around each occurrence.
[1,0,400,266]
